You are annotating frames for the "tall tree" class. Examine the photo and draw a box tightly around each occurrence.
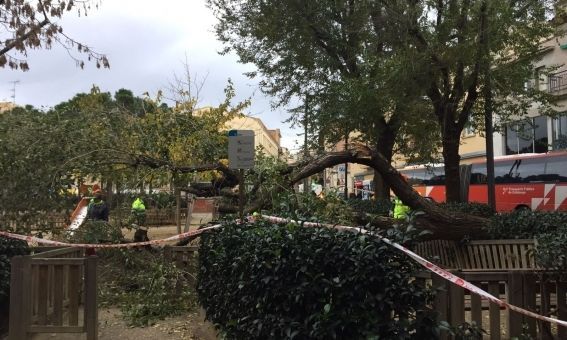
[0,0,108,70]
[208,0,432,200]
[209,0,559,202]
[385,0,557,201]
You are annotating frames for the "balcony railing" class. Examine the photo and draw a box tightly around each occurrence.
[548,70,567,94]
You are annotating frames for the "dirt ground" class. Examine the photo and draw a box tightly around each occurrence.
[29,225,217,340]
[27,307,217,340]
[121,224,197,241]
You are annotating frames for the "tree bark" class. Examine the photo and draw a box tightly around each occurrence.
[126,147,487,239]
[287,146,487,239]
[442,128,462,203]
[373,132,395,201]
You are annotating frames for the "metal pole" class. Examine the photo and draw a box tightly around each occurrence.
[483,1,496,211]
[239,169,245,220]
[303,95,310,193]
[344,133,348,199]
[485,79,496,211]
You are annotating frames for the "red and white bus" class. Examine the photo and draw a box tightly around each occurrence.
[399,151,567,212]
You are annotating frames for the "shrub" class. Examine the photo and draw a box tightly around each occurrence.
[270,191,356,225]
[533,224,567,274]
[439,202,495,218]
[486,211,567,272]
[66,220,124,244]
[0,235,30,304]
[98,249,197,327]
[198,220,437,339]
[485,210,567,239]
[346,198,392,216]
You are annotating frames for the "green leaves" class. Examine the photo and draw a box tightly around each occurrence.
[0,236,29,304]
[197,220,437,339]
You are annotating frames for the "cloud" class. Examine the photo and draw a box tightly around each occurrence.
[0,0,301,150]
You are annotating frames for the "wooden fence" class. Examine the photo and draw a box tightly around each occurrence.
[419,271,567,339]
[415,239,538,271]
[415,239,567,339]
[9,247,97,340]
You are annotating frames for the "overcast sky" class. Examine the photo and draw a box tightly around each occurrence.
[0,0,302,151]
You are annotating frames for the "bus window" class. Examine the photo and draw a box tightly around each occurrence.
[545,156,567,182]
[470,164,487,184]
[517,159,546,182]
[494,161,518,183]
[423,167,445,185]
[400,169,427,185]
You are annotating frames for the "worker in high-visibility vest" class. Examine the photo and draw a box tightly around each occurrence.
[131,197,149,243]
[393,197,411,219]
[131,197,146,226]
[392,174,411,219]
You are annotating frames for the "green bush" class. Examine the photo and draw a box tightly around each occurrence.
[533,224,567,274]
[197,220,437,339]
[98,249,197,327]
[0,235,30,305]
[485,210,567,239]
[270,191,356,225]
[346,198,392,216]
[66,220,124,244]
[439,202,495,218]
[485,211,567,272]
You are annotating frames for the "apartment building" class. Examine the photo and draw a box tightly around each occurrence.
[458,22,567,162]
[226,115,282,158]
[194,107,283,159]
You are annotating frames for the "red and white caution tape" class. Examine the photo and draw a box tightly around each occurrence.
[262,215,567,329]
[0,224,222,248]
[2,215,567,328]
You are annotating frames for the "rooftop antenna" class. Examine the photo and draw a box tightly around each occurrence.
[9,80,20,104]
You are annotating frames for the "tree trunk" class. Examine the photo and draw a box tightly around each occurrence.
[373,132,395,201]
[442,129,462,203]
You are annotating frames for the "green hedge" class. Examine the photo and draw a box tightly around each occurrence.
[439,202,495,218]
[486,210,567,239]
[197,220,437,339]
[0,236,30,304]
[346,198,392,216]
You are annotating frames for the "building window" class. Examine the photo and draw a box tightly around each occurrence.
[505,116,549,155]
[552,113,567,150]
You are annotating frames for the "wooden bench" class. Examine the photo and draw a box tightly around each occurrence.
[415,239,537,271]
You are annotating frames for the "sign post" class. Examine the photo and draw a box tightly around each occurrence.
[228,130,255,220]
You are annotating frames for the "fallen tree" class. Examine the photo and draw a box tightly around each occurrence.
[130,144,488,240]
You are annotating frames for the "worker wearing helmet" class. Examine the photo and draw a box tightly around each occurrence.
[87,189,109,221]
[131,197,146,226]
[393,197,410,219]
[393,174,411,219]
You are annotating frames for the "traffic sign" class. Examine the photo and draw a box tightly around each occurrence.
[228,130,255,169]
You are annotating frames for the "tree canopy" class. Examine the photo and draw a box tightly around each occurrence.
[0,83,247,225]
[0,0,109,70]
[208,0,560,202]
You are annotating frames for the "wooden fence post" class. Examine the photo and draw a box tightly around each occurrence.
[448,271,465,327]
[9,255,31,340]
[507,271,523,337]
[522,272,537,338]
[184,193,194,233]
[558,280,567,339]
[175,188,181,234]
[84,256,98,340]
[488,281,501,340]
[432,274,449,340]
